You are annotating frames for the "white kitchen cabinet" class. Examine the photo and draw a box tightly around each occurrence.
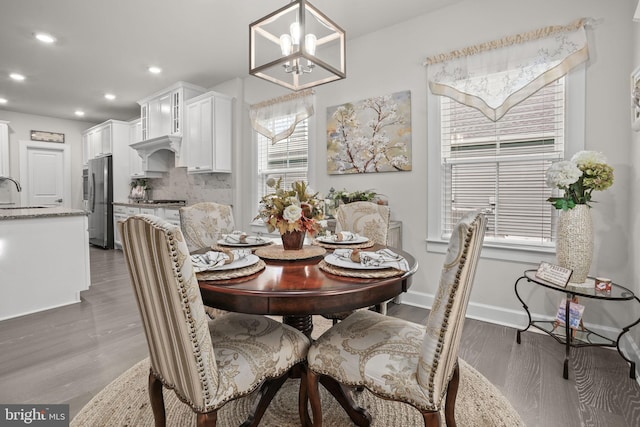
[82,132,89,167]
[0,121,9,176]
[162,207,181,226]
[113,205,183,249]
[113,205,140,249]
[184,91,233,174]
[138,81,206,141]
[128,118,164,179]
[129,118,143,178]
[83,120,131,203]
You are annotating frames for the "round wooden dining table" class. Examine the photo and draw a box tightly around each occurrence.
[197,244,418,337]
[197,243,418,427]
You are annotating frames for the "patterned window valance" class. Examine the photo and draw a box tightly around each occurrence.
[249,89,314,144]
[425,18,591,121]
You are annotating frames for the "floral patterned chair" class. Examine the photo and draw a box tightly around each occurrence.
[324,201,392,322]
[307,211,486,427]
[179,202,235,253]
[119,215,310,427]
[334,201,391,246]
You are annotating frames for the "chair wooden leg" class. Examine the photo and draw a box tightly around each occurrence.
[422,411,441,426]
[307,369,323,427]
[196,411,217,426]
[240,372,290,427]
[298,364,312,427]
[319,375,371,427]
[444,363,460,427]
[148,371,166,427]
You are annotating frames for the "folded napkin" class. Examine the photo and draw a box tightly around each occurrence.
[191,249,251,272]
[325,231,361,242]
[333,248,409,271]
[222,231,268,245]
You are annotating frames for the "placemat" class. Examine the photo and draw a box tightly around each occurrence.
[254,245,326,260]
[312,239,375,250]
[196,259,266,281]
[318,259,406,278]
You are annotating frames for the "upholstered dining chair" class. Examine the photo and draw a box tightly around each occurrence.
[179,202,235,319]
[334,201,391,246]
[179,202,235,253]
[119,214,310,427]
[324,201,392,322]
[307,211,486,427]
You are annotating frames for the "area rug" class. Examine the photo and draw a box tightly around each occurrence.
[72,318,524,427]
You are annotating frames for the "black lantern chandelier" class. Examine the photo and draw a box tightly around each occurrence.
[249,0,346,91]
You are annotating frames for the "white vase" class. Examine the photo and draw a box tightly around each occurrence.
[556,204,593,284]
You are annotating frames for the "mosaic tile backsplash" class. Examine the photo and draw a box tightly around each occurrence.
[143,167,233,206]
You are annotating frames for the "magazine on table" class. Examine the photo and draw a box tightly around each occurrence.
[555,297,585,330]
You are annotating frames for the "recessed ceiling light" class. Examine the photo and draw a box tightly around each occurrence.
[35,32,56,44]
[9,73,25,81]
[75,110,85,117]
[104,93,116,100]
[148,66,162,74]
[0,98,7,104]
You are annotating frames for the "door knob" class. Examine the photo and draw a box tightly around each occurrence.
[55,198,63,203]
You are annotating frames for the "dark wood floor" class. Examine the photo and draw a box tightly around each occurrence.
[1,247,639,426]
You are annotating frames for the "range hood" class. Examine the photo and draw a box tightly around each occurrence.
[130,135,182,173]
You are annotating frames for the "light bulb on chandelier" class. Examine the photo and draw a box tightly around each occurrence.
[279,23,317,75]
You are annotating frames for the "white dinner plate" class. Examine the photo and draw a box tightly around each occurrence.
[216,238,273,247]
[324,253,389,270]
[205,254,260,271]
[316,235,369,245]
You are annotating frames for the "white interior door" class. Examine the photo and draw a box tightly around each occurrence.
[19,141,71,207]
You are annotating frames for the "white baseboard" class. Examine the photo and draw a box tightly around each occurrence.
[399,289,640,386]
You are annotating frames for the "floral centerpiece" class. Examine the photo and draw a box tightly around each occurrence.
[545,150,614,210]
[129,178,151,201]
[545,150,614,284]
[255,178,324,248]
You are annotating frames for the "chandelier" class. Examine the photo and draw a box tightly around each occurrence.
[249,0,346,91]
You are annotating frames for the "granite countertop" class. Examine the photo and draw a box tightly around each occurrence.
[113,201,187,208]
[0,206,88,220]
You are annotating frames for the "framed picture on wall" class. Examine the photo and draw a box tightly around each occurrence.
[631,66,640,132]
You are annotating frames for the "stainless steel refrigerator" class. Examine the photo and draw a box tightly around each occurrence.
[88,155,114,248]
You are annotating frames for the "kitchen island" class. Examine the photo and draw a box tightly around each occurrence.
[0,206,90,320]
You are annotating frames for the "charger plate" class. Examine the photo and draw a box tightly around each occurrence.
[196,259,266,281]
[254,245,326,260]
[313,239,375,250]
[318,260,406,278]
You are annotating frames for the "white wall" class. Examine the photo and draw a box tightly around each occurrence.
[630,1,640,358]
[239,0,639,344]
[0,110,96,208]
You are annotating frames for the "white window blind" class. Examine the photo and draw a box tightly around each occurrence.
[441,77,565,246]
[257,117,309,200]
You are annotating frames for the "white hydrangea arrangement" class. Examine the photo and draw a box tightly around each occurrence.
[546,151,614,210]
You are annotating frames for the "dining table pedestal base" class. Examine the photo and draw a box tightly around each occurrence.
[284,314,314,338]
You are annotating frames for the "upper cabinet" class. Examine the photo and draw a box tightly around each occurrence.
[0,121,9,176]
[184,91,233,174]
[82,120,131,202]
[128,118,163,179]
[83,121,114,159]
[137,81,206,141]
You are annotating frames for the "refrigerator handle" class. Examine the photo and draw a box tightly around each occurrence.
[89,172,96,213]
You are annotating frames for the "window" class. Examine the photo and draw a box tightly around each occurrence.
[256,116,309,200]
[441,78,564,247]
[428,70,585,261]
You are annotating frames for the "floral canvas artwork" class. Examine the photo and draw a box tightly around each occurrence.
[327,90,412,174]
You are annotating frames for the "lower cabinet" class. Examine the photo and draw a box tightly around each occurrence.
[113,205,182,249]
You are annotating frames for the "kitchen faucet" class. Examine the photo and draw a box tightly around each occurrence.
[0,176,22,192]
